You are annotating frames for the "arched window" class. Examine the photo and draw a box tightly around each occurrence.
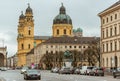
[21,44,24,49]
[28,44,30,49]
[28,30,31,35]
[64,29,66,35]
[46,51,48,54]
[70,30,71,35]
[57,29,59,35]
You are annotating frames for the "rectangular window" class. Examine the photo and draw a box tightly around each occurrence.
[110,28,112,36]
[115,14,117,19]
[111,16,112,21]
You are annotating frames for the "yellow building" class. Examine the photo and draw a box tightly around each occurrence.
[17,4,83,67]
[17,4,50,66]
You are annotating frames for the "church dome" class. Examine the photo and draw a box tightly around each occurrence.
[53,3,72,25]
[76,28,83,32]
[73,28,83,33]
[26,4,32,13]
[19,11,25,19]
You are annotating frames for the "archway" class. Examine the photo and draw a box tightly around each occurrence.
[0,53,4,67]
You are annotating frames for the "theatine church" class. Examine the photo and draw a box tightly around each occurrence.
[17,4,98,68]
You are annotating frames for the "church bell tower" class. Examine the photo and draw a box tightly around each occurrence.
[17,4,34,66]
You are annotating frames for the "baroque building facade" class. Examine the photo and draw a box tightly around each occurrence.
[17,4,50,66]
[17,4,83,67]
[98,0,120,68]
[26,4,100,69]
[32,37,100,69]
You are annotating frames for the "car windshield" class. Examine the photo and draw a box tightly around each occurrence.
[97,68,103,70]
[22,67,28,69]
[27,70,39,74]
[87,67,94,69]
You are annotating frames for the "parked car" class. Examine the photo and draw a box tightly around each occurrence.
[59,67,73,74]
[24,69,41,80]
[89,67,104,76]
[80,66,94,75]
[51,67,59,73]
[21,66,29,74]
[112,67,120,78]
[0,67,7,71]
[74,67,82,74]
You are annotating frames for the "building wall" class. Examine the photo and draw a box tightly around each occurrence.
[0,47,7,67]
[52,24,73,37]
[33,42,99,69]
[99,3,120,68]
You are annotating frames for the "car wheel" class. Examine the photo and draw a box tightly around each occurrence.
[38,77,41,80]
[114,75,116,78]
[101,74,104,76]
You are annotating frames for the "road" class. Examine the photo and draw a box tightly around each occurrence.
[0,70,120,81]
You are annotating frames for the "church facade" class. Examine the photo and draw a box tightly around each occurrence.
[17,4,50,66]
[17,4,93,67]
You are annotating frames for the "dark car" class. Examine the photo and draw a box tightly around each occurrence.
[59,67,73,74]
[89,67,104,76]
[24,69,41,80]
[112,68,120,78]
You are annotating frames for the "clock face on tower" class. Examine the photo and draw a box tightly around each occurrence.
[28,26,31,30]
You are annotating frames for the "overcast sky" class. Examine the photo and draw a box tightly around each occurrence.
[0,0,118,57]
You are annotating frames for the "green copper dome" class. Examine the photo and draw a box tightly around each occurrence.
[76,28,83,32]
[53,3,72,25]
[73,28,83,33]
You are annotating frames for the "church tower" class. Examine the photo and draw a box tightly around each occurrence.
[17,4,34,66]
[52,3,73,37]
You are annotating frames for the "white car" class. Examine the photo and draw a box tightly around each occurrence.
[51,67,59,73]
[21,67,29,74]
[80,66,94,75]
[1,67,7,71]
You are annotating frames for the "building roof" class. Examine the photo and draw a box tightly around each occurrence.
[53,3,72,25]
[73,28,83,33]
[34,36,51,40]
[98,0,120,16]
[43,36,100,44]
